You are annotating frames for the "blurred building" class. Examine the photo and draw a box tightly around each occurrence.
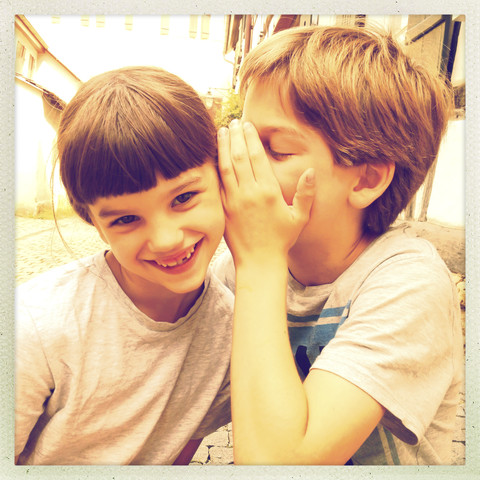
[15,15,81,217]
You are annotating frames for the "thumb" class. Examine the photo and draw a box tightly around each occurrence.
[291,168,315,226]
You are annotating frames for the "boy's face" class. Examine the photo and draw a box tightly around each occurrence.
[242,80,362,251]
[89,162,225,295]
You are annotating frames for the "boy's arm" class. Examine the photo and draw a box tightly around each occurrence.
[233,258,384,464]
[218,122,384,464]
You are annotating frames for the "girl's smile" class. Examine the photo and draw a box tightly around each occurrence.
[147,238,203,273]
[89,163,225,308]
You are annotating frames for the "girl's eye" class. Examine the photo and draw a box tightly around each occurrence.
[111,215,139,226]
[172,192,196,207]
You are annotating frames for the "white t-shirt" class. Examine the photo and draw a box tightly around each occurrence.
[16,251,233,465]
[213,224,464,465]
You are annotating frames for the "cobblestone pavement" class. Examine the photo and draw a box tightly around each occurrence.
[15,216,465,465]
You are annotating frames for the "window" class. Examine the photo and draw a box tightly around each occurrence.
[28,54,36,78]
[160,15,169,35]
[15,41,26,74]
[200,15,210,39]
[96,15,105,28]
[189,15,198,38]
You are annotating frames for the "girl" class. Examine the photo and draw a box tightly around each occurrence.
[15,66,232,465]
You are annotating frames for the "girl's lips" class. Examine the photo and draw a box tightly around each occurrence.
[147,239,203,274]
[157,244,196,268]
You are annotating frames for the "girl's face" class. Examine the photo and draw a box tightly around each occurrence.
[89,162,225,297]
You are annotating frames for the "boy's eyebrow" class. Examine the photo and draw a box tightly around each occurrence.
[97,176,204,218]
[261,126,308,140]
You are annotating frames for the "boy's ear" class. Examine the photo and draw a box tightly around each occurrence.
[349,162,395,210]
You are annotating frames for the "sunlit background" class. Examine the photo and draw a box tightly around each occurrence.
[15,14,465,228]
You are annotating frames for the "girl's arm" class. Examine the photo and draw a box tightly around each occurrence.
[173,438,203,465]
[15,303,55,463]
[218,121,384,465]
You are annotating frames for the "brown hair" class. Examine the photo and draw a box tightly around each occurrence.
[56,66,216,224]
[239,26,454,235]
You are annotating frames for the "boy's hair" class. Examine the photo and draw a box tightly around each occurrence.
[239,26,454,235]
[57,66,216,224]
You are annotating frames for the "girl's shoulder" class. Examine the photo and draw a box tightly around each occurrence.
[17,251,110,308]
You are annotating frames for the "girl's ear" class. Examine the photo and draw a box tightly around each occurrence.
[95,227,109,245]
[349,162,395,210]
[89,213,109,245]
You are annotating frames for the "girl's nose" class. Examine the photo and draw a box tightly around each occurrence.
[146,218,184,253]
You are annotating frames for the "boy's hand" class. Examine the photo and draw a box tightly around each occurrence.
[217,120,315,267]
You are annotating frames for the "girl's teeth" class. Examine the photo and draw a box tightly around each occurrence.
[159,245,196,268]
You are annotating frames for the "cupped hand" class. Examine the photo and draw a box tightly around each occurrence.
[217,120,316,267]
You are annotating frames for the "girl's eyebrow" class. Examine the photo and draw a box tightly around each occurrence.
[98,208,134,219]
[97,176,204,218]
[169,176,203,195]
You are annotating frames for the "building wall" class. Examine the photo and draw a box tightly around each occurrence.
[15,79,61,216]
[15,16,81,216]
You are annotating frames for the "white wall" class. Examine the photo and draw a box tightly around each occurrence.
[426,119,465,227]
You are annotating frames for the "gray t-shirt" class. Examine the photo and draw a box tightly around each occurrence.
[213,224,463,465]
[16,251,233,465]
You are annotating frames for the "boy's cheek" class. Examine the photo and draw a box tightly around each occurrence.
[268,162,303,207]
[274,173,298,207]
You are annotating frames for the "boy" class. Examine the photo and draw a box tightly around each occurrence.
[214,25,463,465]
[15,66,232,465]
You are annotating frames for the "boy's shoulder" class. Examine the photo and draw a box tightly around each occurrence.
[368,221,440,254]
[333,222,452,298]
[350,222,448,275]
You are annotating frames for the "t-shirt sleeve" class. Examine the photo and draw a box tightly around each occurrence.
[15,298,55,457]
[310,253,461,445]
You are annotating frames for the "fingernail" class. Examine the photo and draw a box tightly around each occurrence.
[305,168,315,185]
[230,119,240,127]
[243,121,254,131]
[218,127,228,137]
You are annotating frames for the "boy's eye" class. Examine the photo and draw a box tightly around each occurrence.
[172,192,196,207]
[266,144,292,160]
[111,215,139,226]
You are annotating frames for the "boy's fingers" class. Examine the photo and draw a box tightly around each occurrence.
[291,168,316,226]
[242,122,276,184]
[228,120,256,187]
[217,127,238,191]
